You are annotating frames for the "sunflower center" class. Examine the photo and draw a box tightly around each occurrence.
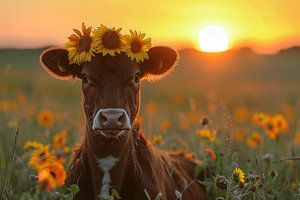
[39,152,47,162]
[78,36,92,53]
[252,137,260,143]
[102,31,120,49]
[268,124,273,130]
[277,121,282,127]
[131,40,142,53]
[57,137,63,144]
[42,116,49,122]
[50,171,56,178]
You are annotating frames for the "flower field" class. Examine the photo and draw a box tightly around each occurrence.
[1,60,300,200]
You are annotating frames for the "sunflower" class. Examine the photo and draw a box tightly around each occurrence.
[38,168,57,190]
[93,24,126,56]
[53,130,68,149]
[29,145,54,169]
[125,30,152,63]
[151,133,164,145]
[196,129,216,142]
[42,163,66,186]
[233,167,245,184]
[272,114,288,132]
[37,110,54,128]
[263,119,279,140]
[252,112,269,126]
[24,140,44,150]
[246,131,262,148]
[65,23,96,65]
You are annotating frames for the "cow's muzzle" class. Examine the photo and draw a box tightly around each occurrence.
[92,108,131,137]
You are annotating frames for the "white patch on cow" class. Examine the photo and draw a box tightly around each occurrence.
[97,156,119,198]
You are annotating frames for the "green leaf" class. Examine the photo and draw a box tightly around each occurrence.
[55,185,67,194]
[69,184,80,194]
[0,143,6,170]
[111,188,121,199]
[194,164,203,178]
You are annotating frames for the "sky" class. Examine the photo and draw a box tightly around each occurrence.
[1,0,300,53]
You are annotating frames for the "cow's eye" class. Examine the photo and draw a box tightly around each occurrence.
[81,74,88,84]
[134,72,142,84]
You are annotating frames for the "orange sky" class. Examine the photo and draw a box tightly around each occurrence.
[1,0,300,53]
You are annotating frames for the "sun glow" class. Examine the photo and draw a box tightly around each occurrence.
[198,25,229,52]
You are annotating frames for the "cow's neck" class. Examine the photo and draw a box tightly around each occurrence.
[84,121,153,199]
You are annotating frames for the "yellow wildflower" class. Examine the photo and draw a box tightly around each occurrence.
[53,130,68,149]
[272,114,288,133]
[0,98,23,111]
[263,118,279,140]
[246,131,262,148]
[196,129,216,142]
[233,167,245,184]
[151,133,164,145]
[252,112,269,126]
[24,141,44,150]
[28,145,54,169]
[37,110,54,128]
[38,168,57,190]
[38,162,66,190]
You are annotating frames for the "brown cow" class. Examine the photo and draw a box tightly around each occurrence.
[40,46,207,200]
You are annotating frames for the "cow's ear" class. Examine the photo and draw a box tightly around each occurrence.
[40,47,81,80]
[139,46,178,81]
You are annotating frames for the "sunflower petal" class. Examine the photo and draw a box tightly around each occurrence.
[68,34,79,41]
[86,27,92,35]
[81,23,87,34]
[73,29,82,37]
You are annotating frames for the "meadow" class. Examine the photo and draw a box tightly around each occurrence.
[1,48,300,200]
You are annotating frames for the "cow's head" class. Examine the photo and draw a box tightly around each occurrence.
[40,46,178,139]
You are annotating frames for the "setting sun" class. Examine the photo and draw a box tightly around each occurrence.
[198,25,229,52]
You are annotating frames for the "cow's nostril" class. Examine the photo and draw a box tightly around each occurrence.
[117,112,125,123]
[100,112,107,123]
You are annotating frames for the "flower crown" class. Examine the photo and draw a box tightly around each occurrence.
[65,23,152,65]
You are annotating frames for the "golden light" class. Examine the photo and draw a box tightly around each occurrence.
[198,25,229,52]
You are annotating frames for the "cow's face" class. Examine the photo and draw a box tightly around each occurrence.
[40,46,178,139]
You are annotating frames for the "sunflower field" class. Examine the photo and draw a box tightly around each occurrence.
[1,50,300,200]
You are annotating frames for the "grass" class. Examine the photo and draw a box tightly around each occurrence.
[1,61,300,200]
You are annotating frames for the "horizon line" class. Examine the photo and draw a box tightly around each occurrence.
[1,44,299,56]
